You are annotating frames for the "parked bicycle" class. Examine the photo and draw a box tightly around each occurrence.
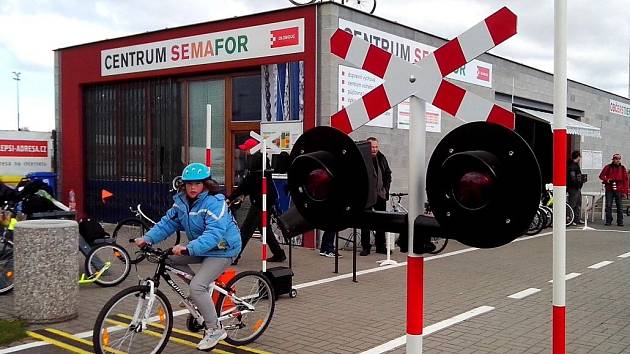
[112,176,182,264]
[289,0,376,14]
[390,193,448,254]
[0,204,15,294]
[92,242,275,354]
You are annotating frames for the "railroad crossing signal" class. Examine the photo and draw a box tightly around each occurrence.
[330,7,517,133]
[282,6,542,250]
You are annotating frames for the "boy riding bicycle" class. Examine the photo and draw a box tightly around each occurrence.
[135,162,241,350]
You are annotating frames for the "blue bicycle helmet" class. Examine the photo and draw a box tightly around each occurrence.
[181,163,211,182]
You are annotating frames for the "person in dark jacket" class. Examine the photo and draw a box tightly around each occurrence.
[228,138,286,264]
[360,137,392,256]
[567,151,584,225]
[599,153,629,226]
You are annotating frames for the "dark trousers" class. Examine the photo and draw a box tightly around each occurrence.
[361,197,387,252]
[237,203,285,258]
[605,190,623,225]
[567,187,582,222]
[320,231,336,253]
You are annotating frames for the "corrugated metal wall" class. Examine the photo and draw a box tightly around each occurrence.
[84,78,183,222]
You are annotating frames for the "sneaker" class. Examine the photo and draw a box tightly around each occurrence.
[618,223,624,227]
[359,249,370,256]
[198,327,227,351]
[605,222,612,226]
[267,253,286,262]
[319,251,327,256]
[324,251,343,258]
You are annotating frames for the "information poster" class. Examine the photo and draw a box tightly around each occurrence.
[338,65,393,128]
[396,99,441,132]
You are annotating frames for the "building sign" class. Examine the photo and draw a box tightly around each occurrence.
[101,19,304,76]
[261,120,303,153]
[0,131,53,175]
[609,99,630,118]
[339,19,493,88]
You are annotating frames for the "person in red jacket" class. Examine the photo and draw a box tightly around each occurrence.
[599,153,629,226]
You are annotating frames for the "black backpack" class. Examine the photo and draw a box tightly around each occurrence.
[79,218,109,245]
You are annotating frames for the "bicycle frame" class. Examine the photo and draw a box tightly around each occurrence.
[139,254,255,329]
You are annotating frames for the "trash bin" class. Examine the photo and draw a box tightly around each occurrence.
[14,219,79,323]
[25,172,57,197]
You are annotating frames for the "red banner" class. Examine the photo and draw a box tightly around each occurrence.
[270,27,300,48]
[0,140,48,157]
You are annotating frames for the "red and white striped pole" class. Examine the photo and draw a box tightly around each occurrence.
[261,139,268,273]
[552,0,567,352]
[206,104,212,167]
[407,95,426,353]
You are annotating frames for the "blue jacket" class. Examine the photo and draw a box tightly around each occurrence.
[143,191,242,258]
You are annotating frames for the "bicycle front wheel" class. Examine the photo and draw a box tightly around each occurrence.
[288,0,317,5]
[93,285,173,354]
[85,243,131,287]
[215,271,275,346]
[112,217,150,264]
[0,240,14,295]
[565,203,575,226]
[342,0,376,14]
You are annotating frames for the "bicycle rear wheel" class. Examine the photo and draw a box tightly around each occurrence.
[427,237,448,254]
[93,285,173,354]
[215,271,275,346]
[112,217,151,264]
[0,240,14,295]
[85,243,131,287]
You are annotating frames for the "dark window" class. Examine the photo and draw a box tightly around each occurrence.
[232,75,261,121]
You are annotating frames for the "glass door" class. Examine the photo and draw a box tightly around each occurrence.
[188,79,226,185]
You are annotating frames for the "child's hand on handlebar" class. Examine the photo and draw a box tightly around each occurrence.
[134,238,148,248]
[172,244,188,256]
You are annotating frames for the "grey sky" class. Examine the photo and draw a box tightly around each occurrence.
[0,0,628,131]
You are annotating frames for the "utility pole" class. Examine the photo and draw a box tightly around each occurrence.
[12,71,21,131]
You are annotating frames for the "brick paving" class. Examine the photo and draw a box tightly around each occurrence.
[1,220,629,353]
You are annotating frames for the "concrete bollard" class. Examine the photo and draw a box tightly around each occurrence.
[14,219,79,323]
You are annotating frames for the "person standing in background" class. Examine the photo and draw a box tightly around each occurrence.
[360,137,392,256]
[567,151,584,225]
[599,153,628,226]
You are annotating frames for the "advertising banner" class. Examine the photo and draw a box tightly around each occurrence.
[609,99,630,118]
[102,19,305,76]
[339,19,493,88]
[0,131,53,175]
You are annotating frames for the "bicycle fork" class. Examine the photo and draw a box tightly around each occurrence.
[130,280,156,332]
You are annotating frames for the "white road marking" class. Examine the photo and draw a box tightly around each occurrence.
[548,272,581,283]
[359,306,495,354]
[507,288,541,299]
[588,261,613,269]
[618,252,630,258]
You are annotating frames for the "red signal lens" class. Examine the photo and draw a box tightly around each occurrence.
[453,171,496,210]
[304,168,333,201]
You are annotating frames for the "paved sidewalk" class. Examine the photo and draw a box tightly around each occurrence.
[1,220,629,353]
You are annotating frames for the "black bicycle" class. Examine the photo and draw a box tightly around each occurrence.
[93,242,275,354]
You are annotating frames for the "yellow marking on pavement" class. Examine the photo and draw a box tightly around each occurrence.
[45,328,127,354]
[105,318,233,354]
[26,331,92,354]
[115,313,272,354]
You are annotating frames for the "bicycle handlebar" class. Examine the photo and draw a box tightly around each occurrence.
[390,192,408,197]
[129,238,173,258]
